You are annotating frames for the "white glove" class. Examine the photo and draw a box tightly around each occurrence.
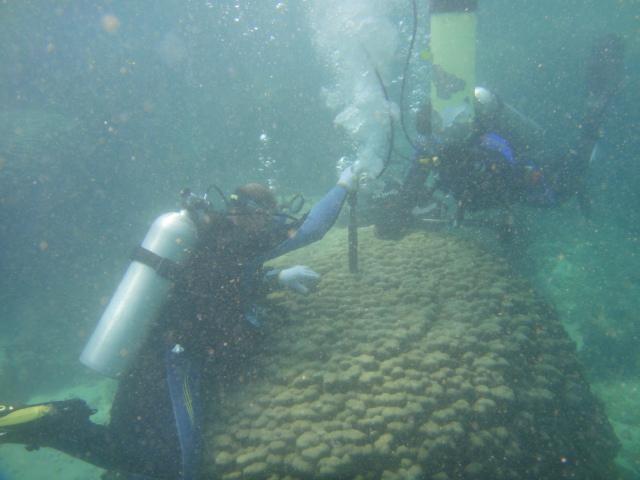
[337,163,361,192]
[278,265,320,294]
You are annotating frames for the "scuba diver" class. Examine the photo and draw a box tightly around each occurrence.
[0,164,359,479]
[372,2,626,239]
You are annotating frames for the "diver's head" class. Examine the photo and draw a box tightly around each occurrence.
[474,87,500,117]
[227,183,279,239]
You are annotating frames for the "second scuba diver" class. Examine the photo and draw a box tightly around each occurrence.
[373,34,626,239]
[0,164,359,479]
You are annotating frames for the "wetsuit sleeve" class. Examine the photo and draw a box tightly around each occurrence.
[262,184,348,262]
[240,185,348,327]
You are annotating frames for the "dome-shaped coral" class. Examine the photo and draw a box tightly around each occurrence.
[203,227,618,479]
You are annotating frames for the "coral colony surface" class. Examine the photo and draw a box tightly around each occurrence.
[203,227,619,480]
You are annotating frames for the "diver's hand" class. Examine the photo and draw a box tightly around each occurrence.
[278,265,320,294]
[337,163,361,193]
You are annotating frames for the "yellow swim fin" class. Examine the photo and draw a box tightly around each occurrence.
[0,404,54,427]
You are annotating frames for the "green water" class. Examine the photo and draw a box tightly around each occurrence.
[0,0,638,478]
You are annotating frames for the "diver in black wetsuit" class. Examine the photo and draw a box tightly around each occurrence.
[0,166,358,479]
[373,34,626,239]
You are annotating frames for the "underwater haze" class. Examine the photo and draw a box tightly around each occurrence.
[1,0,639,479]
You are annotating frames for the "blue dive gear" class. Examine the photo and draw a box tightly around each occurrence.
[166,345,202,480]
[480,133,515,166]
[479,132,556,207]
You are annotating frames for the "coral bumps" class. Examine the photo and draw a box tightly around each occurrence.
[204,227,618,479]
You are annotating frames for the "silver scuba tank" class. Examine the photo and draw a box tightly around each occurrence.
[80,209,199,377]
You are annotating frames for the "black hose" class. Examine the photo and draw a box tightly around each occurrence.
[372,66,396,179]
[347,7,421,272]
[399,0,419,151]
[345,64,392,274]
[373,0,421,179]
[206,184,230,208]
[359,45,396,180]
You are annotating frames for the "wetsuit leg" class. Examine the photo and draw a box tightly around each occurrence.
[104,346,183,478]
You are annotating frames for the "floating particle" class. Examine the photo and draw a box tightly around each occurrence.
[101,14,120,33]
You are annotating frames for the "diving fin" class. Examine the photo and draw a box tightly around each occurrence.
[0,399,96,449]
[0,403,55,428]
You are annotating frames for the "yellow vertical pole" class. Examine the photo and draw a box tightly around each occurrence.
[428,0,478,141]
